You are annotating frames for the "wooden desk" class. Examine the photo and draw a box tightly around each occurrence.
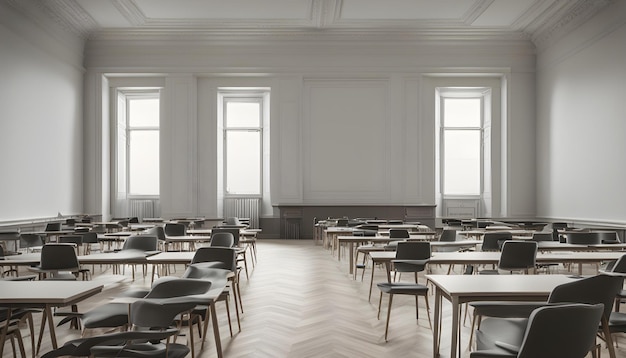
[0,280,103,353]
[426,274,577,358]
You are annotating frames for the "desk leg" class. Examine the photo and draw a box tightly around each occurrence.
[369,260,376,302]
[348,242,354,275]
[450,297,460,358]
[209,301,223,358]
[433,288,441,358]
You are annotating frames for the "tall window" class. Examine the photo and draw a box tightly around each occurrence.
[223,97,263,196]
[440,95,483,196]
[117,91,160,197]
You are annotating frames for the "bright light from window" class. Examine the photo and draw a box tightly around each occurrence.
[226,131,261,195]
[443,97,482,196]
[127,96,159,196]
[226,102,260,127]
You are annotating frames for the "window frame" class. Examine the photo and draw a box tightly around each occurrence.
[117,89,161,199]
[439,90,486,198]
[222,95,264,198]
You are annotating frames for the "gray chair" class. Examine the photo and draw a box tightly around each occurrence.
[42,299,200,358]
[119,235,158,279]
[566,232,601,245]
[18,233,44,253]
[78,278,212,343]
[28,244,83,280]
[469,274,623,357]
[79,232,99,254]
[482,241,538,275]
[190,247,242,327]
[143,226,167,251]
[164,223,186,237]
[384,229,410,250]
[596,230,620,244]
[471,303,604,358]
[481,232,512,252]
[182,266,239,338]
[439,229,457,242]
[376,241,431,341]
[209,232,235,248]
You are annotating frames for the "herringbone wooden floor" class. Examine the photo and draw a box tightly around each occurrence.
[4,239,626,358]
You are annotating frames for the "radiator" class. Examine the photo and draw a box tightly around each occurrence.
[224,198,260,229]
[129,199,154,221]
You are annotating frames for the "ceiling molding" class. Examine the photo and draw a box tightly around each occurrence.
[530,0,615,49]
[113,0,147,27]
[7,0,614,48]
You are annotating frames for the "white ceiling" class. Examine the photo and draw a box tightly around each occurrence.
[7,0,615,47]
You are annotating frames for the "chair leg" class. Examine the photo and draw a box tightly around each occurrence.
[423,295,432,330]
[384,293,393,342]
[377,292,383,320]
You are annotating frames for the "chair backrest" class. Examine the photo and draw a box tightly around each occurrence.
[531,232,553,242]
[144,226,166,241]
[481,232,512,251]
[164,223,186,236]
[40,244,80,270]
[498,240,537,272]
[609,254,626,273]
[595,230,619,244]
[388,229,410,239]
[517,303,604,358]
[552,222,569,230]
[439,229,457,242]
[190,247,237,272]
[58,235,82,246]
[122,235,158,251]
[130,299,197,329]
[80,232,99,244]
[19,233,44,249]
[393,241,431,272]
[144,277,212,299]
[210,232,235,247]
[45,222,62,232]
[211,227,240,246]
[548,274,623,322]
[566,232,601,245]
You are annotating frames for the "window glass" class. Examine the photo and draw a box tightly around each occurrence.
[226,102,260,128]
[226,130,261,195]
[443,98,481,127]
[129,98,159,127]
[129,130,159,195]
[443,130,480,195]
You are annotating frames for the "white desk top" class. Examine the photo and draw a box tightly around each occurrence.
[0,280,104,305]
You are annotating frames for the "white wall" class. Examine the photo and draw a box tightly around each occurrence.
[536,1,626,224]
[0,2,84,222]
[83,35,537,221]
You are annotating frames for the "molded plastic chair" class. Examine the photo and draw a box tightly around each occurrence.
[471,303,604,358]
[18,233,44,253]
[481,232,512,252]
[376,241,431,341]
[481,241,538,275]
[42,300,198,358]
[566,232,601,245]
[28,244,83,280]
[439,229,457,242]
[164,223,186,237]
[469,274,623,357]
[209,232,235,248]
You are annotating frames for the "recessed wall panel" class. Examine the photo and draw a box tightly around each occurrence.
[303,80,389,202]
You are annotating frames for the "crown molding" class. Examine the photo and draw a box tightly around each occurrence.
[529,0,615,50]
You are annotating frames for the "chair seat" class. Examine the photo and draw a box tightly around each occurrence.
[376,282,428,295]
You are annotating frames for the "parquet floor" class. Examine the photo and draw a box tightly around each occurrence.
[3,239,626,358]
